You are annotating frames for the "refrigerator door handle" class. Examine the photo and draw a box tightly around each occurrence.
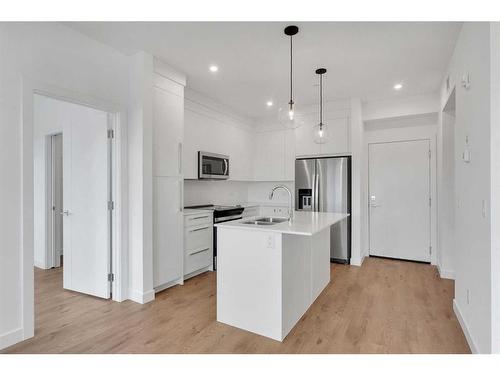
[314,170,320,212]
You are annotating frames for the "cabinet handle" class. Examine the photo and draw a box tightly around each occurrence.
[190,215,210,221]
[189,226,210,233]
[178,142,182,175]
[190,247,210,256]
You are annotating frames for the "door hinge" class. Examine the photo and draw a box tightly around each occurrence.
[429,197,432,206]
[108,201,114,210]
[107,129,114,139]
[429,246,432,255]
[428,150,431,158]
[108,273,114,282]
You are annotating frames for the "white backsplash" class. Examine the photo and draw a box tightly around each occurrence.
[183,180,294,208]
[183,180,248,206]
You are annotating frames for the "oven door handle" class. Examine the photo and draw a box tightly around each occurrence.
[215,215,242,223]
[223,159,228,176]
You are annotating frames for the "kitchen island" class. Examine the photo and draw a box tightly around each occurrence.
[215,211,349,341]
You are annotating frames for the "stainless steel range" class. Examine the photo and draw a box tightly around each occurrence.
[184,204,245,270]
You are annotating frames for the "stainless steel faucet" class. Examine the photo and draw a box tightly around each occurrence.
[269,185,294,222]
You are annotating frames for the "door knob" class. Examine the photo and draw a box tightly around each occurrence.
[61,210,71,216]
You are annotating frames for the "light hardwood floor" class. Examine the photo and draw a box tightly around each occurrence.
[2,257,470,354]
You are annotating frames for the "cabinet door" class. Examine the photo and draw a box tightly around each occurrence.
[154,176,183,288]
[284,129,295,180]
[319,117,350,155]
[153,86,183,177]
[294,120,320,157]
[254,131,284,181]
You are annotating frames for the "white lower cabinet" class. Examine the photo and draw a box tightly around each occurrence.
[184,211,213,279]
[153,177,183,290]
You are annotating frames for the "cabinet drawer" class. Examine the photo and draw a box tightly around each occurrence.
[184,246,212,275]
[184,213,212,227]
[185,224,212,251]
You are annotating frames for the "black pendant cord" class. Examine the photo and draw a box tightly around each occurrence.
[319,73,323,128]
[289,35,293,107]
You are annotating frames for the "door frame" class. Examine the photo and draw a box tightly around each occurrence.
[367,136,437,265]
[21,77,125,342]
[46,133,63,269]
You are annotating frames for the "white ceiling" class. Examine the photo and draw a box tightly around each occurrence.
[66,22,462,120]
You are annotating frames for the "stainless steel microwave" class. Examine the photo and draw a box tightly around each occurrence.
[198,151,230,179]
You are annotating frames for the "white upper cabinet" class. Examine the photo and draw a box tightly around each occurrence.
[254,130,284,181]
[319,117,351,155]
[153,76,184,177]
[295,121,320,158]
[295,112,351,157]
[254,128,295,181]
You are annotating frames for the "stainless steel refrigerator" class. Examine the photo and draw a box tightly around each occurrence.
[295,157,351,263]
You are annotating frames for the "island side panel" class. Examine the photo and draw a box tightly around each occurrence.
[282,234,313,339]
[311,227,331,301]
[216,227,283,341]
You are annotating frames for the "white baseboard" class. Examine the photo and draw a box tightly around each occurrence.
[350,255,365,267]
[437,263,455,280]
[128,289,155,304]
[0,327,23,350]
[34,259,49,269]
[453,299,479,353]
[350,249,369,267]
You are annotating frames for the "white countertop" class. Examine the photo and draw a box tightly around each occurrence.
[215,211,349,236]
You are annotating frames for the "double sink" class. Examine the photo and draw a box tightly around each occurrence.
[242,217,289,226]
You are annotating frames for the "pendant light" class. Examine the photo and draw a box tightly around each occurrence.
[279,25,303,129]
[313,68,329,144]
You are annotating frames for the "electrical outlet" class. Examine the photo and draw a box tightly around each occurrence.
[266,235,275,249]
[467,289,471,305]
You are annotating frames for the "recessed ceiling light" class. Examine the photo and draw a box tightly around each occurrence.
[394,83,403,90]
[209,65,218,73]
[266,101,273,107]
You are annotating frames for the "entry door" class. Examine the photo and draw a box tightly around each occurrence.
[63,104,110,299]
[369,140,430,262]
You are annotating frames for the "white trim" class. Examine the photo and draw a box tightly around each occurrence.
[0,328,24,350]
[437,262,455,280]
[34,260,50,270]
[128,289,155,304]
[453,299,479,353]
[350,255,366,267]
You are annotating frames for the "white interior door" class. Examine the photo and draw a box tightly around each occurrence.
[63,104,110,299]
[369,140,431,262]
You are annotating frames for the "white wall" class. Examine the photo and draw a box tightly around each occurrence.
[363,92,440,122]
[0,23,130,349]
[490,22,500,355]
[127,51,154,303]
[438,100,456,279]
[440,22,492,354]
[350,98,364,266]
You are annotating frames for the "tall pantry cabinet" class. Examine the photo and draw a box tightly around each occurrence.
[152,60,186,291]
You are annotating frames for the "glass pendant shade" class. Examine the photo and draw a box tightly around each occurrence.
[313,123,330,144]
[279,102,303,129]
